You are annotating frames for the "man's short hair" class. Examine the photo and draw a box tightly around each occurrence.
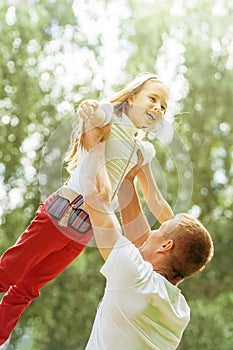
[164,214,214,281]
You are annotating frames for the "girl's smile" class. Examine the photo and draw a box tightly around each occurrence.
[127,80,169,129]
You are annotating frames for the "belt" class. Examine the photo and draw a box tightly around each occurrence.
[57,185,88,214]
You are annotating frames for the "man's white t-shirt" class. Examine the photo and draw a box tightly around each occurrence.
[85,236,190,350]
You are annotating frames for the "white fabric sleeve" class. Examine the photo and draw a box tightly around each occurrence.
[96,100,114,127]
[101,236,153,289]
[135,140,155,166]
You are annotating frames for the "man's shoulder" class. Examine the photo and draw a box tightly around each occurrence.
[100,236,153,289]
[104,236,139,263]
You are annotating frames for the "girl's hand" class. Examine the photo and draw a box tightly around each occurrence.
[77,100,99,120]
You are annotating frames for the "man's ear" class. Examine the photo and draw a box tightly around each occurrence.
[160,239,174,252]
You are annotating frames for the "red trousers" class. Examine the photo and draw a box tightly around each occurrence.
[0,204,91,345]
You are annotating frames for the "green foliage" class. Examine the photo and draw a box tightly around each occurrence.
[179,292,233,350]
[0,0,232,349]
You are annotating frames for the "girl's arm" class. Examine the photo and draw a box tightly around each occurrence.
[137,162,174,224]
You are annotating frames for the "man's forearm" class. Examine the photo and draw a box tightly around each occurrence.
[148,197,174,224]
[86,200,122,260]
[82,141,121,261]
[118,177,150,247]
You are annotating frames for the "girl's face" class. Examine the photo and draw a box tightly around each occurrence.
[127,80,169,129]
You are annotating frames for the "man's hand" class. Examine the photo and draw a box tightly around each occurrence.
[124,150,144,181]
[77,99,108,129]
[77,100,99,120]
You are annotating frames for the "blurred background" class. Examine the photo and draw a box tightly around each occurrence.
[0,0,232,349]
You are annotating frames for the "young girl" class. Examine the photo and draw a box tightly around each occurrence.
[0,73,173,345]
[71,73,173,223]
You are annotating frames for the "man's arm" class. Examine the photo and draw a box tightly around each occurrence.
[84,148,150,259]
[83,142,122,261]
[81,119,112,202]
[86,200,122,261]
[86,167,150,259]
[137,163,174,223]
[118,158,150,248]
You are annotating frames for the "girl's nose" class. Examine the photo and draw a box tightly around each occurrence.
[153,106,162,113]
[153,102,162,110]
[153,105,164,119]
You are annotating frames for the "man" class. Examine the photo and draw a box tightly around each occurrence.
[82,144,214,350]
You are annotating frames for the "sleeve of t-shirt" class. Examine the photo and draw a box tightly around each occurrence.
[96,100,114,127]
[100,236,153,289]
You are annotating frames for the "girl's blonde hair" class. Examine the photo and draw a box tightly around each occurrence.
[65,73,165,173]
